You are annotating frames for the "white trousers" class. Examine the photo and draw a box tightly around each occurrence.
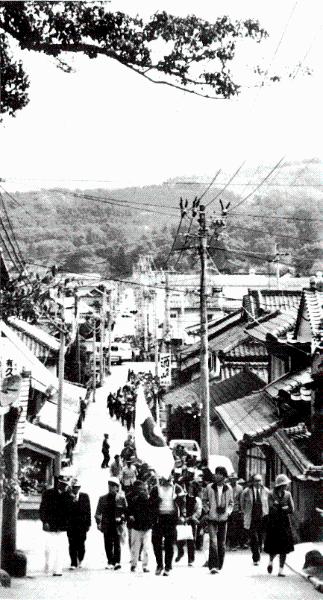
[44,531,66,575]
[130,529,151,568]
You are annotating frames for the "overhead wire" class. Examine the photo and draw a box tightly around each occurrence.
[205,162,245,209]
[0,193,25,266]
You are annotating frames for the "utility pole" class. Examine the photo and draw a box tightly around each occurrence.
[92,317,97,403]
[199,204,210,462]
[55,304,65,476]
[107,290,112,376]
[175,197,228,464]
[0,412,4,569]
[273,243,290,290]
[99,288,106,386]
[154,291,159,378]
[162,271,170,353]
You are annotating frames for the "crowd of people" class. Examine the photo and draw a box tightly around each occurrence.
[39,369,295,579]
[40,452,295,578]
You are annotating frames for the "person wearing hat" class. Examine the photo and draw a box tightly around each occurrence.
[66,478,91,569]
[241,473,269,566]
[227,472,245,550]
[39,475,71,576]
[202,466,233,574]
[95,477,127,570]
[121,457,137,496]
[264,474,294,577]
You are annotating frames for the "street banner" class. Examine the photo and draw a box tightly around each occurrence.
[159,352,171,386]
[135,385,174,478]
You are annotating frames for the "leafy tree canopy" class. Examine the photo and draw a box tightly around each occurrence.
[0,1,269,119]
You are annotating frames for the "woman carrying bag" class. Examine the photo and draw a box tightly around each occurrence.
[264,474,295,577]
[176,481,202,566]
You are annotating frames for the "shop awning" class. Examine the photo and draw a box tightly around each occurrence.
[37,401,79,437]
[23,421,65,458]
[0,320,57,394]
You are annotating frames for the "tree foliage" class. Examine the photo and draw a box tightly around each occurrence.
[0,1,268,119]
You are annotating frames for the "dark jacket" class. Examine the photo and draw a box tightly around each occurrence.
[67,492,91,532]
[39,488,70,532]
[127,490,153,531]
[95,492,127,532]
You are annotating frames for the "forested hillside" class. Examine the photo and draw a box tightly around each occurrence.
[3,159,322,278]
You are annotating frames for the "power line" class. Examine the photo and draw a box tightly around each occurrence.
[167,181,323,188]
[228,212,322,223]
[229,157,286,213]
[227,223,315,244]
[71,191,179,215]
[0,193,25,266]
[205,162,246,208]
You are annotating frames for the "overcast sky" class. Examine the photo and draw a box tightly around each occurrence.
[1,0,322,192]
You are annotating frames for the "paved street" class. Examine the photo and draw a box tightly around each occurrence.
[3,362,319,600]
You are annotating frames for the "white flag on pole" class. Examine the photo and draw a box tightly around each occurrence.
[135,385,174,479]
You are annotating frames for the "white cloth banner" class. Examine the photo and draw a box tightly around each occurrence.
[159,353,171,386]
[135,386,174,479]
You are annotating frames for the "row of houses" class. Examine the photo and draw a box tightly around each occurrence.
[164,280,322,541]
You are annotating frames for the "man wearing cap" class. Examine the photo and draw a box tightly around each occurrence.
[39,475,71,576]
[241,473,269,566]
[121,457,137,496]
[203,466,233,574]
[66,478,91,569]
[95,477,127,570]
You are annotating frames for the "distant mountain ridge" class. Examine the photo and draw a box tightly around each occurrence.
[2,158,321,277]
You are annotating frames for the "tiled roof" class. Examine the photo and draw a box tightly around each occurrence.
[296,289,323,337]
[164,368,265,418]
[220,363,268,384]
[244,290,302,319]
[215,390,279,441]
[180,310,243,359]
[208,324,248,354]
[265,368,312,401]
[224,339,268,358]
[8,317,60,352]
[245,308,298,343]
[267,429,316,480]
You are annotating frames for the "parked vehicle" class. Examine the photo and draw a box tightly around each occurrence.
[109,344,123,365]
[208,454,234,476]
[169,439,201,461]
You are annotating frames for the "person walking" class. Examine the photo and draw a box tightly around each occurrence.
[227,473,245,550]
[127,480,153,573]
[39,475,71,576]
[202,466,233,574]
[95,477,127,570]
[241,473,269,566]
[176,480,202,566]
[101,433,110,469]
[264,474,295,577]
[121,458,137,496]
[150,475,185,576]
[110,454,123,480]
[66,478,91,570]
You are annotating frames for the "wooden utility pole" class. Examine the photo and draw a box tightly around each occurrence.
[92,317,97,403]
[162,272,170,353]
[99,288,106,386]
[0,412,4,569]
[107,291,112,376]
[199,204,210,462]
[55,304,65,476]
[154,291,159,378]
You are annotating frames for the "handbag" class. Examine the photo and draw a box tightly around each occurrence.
[176,524,193,541]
